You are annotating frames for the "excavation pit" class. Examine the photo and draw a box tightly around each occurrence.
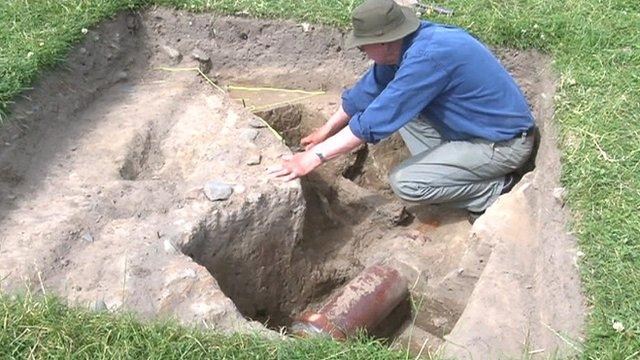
[0,7,584,359]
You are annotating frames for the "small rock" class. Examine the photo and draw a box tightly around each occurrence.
[552,187,566,204]
[183,268,197,279]
[301,23,311,32]
[81,232,94,243]
[613,321,625,332]
[249,118,267,128]
[375,201,411,226]
[432,317,449,328]
[161,45,182,64]
[246,153,262,165]
[163,238,178,253]
[191,48,210,62]
[203,181,233,201]
[241,129,259,142]
[191,48,212,73]
[93,299,107,312]
[115,71,128,82]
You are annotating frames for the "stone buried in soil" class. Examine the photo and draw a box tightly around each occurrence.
[191,48,212,73]
[203,181,234,201]
[246,153,261,166]
[161,44,182,64]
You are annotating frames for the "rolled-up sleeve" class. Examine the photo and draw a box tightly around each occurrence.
[348,52,450,143]
[341,64,395,117]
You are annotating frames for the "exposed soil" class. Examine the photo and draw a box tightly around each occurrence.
[0,7,584,359]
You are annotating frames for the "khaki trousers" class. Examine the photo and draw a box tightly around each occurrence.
[389,116,534,212]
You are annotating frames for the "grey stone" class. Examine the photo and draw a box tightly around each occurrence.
[203,181,233,201]
[191,48,212,73]
[241,129,259,142]
[246,153,262,166]
[553,187,566,204]
[248,118,267,128]
[163,238,178,254]
[115,71,128,82]
[191,48,210,62]
[82,232,94,243]
[161,45,182,64]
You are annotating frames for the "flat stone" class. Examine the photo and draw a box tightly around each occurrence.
[203,181,233,201]
[246,153,262,165]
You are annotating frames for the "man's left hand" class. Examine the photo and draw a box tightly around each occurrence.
[268,151,322,182]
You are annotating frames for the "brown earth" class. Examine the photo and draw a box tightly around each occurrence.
[0,7,584,358]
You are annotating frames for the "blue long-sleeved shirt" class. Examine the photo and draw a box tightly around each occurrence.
[342,21,534,143]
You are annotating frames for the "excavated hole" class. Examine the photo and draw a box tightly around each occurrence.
[183,102,411,332]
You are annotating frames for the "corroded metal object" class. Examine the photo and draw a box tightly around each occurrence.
[291,264,408,340]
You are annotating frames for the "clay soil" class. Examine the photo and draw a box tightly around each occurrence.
[0,8,584,359]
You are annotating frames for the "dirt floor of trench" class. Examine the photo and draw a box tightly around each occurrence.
[0,7,584,358]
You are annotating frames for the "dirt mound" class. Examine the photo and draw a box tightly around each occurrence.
[0,8,584,358]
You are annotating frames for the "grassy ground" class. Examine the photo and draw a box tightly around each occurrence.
[0,0,639,358]
[0,294,408,359]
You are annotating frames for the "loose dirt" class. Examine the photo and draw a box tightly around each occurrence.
[0,7,584,358]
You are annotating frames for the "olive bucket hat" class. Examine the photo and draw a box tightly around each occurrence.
[345,0,420,49]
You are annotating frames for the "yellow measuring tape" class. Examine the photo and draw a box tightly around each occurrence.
[154,66,325,143]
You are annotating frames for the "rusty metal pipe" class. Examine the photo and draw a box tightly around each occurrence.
[291,264,408,340]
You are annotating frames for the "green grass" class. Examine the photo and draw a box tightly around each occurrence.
[1,0,639,358]
[0,294,409,359]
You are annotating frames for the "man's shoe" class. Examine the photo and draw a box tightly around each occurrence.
[467,210,484,224]
[468,174,519,224]
[501,173,518,195]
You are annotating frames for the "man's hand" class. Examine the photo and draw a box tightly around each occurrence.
[301,105,351,150]
[301,125,332,150]
[268,151,323,182]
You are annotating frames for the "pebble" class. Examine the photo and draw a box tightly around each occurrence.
[191,48,210,62]
[248,118,267,128]
[203,181,233,201]
[115,71,128,82]
[191,48,212,73]
[81,232,94,243]
[246,153,261,165]
[163,238,178,254]
[161,45,182,64]
[552,187,566,204]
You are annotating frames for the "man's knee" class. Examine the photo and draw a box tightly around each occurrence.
[388,166,442,203]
